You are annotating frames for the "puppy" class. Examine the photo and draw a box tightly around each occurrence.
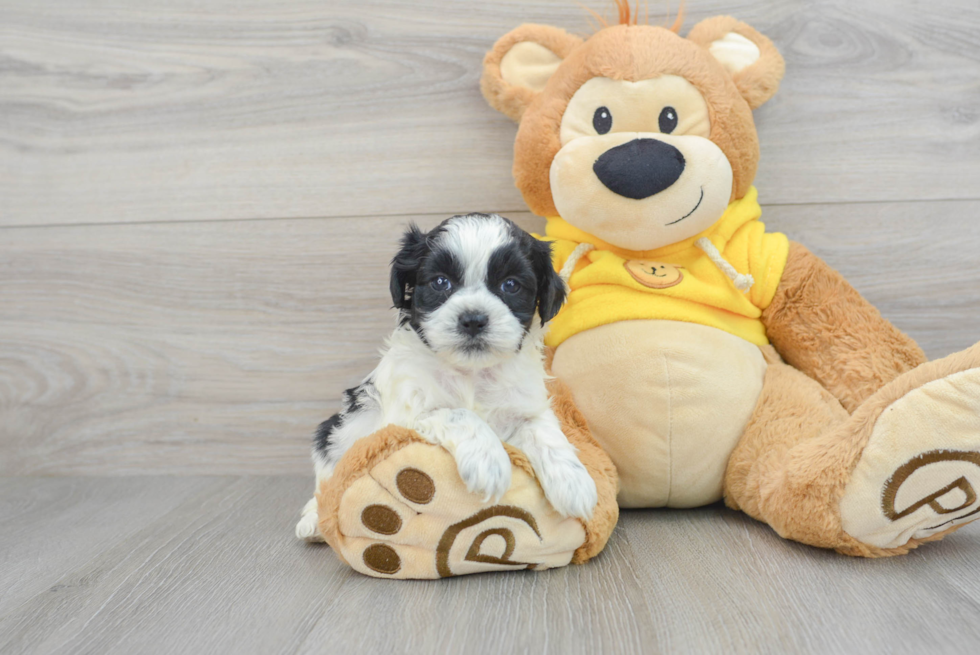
[295,213,598,541]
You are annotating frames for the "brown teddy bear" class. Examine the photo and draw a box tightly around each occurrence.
[313,8,980,579]
[480,8,980,557]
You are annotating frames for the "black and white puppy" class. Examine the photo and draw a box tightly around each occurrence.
[295,213,598,540]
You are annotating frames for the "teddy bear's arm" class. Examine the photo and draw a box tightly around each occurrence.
[760,242,927,413]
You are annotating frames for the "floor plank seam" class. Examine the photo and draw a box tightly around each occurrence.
[2,196,978,231]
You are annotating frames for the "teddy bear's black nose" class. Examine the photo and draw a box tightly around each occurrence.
[593,138,686,200]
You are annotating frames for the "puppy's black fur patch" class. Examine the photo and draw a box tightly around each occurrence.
[314,413,342,456]
[389,223,446,311]
[389,222,459,340]
[409,247,464,333]
[313,382,375,458]
[486,241,539,331]
[503,220,566,325]
[343,385,367,414]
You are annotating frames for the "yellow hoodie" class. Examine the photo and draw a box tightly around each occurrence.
[543,187,789,348]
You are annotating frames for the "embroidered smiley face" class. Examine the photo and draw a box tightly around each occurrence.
[624,260,684,289]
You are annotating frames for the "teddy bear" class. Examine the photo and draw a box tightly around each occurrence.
[312,8,980,579]
[479,8,980,557]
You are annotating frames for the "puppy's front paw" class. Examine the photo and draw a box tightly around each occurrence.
[413,415,442,443]
[538,454,598,521]
[453,437,512,503]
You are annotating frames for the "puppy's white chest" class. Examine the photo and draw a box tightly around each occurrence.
[432,368,531,435]
[435,369,489,414]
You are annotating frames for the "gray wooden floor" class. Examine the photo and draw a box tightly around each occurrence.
[2,1,979,653]
[1,476,979,655]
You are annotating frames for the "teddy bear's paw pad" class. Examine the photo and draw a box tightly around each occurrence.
[334,442,586,579]
[841,367,980,549]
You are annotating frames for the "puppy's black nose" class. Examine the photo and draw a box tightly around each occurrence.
[593,138,685,200]
[458,312,489,337]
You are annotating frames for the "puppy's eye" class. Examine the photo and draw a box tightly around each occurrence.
[593,106,612,135]
[659,106,678,134]
[500,279,521,294]
[430,276,452,292]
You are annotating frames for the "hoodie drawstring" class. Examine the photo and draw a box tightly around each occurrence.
[695,237,754,292]
[558,242,595,289]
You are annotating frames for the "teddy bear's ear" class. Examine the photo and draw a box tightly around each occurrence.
[687,16,785,110]
[481,24,583,122]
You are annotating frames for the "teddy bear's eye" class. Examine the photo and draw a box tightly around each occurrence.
[659,106,678,134]
[593,106,612,135]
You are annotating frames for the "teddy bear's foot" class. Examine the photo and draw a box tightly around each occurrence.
[315,425,615,579]
[840,346,980,551]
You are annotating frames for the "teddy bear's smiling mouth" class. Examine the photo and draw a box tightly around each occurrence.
[664,187,705,226]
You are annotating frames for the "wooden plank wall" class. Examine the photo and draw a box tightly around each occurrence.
[2,0,979,475]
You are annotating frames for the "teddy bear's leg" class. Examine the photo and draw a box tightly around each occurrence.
[763,243,928,413]
[724,348,850,546]
[726,343,980,556]
[313,379,619,579]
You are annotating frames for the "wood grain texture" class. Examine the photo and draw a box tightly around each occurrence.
[0,476,225,616]
[2,201,978,475]
[1,0,978,227]
[0,477,977,655]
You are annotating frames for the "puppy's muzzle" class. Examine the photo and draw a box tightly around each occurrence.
[593,138,686,200]
[458,312,489,337]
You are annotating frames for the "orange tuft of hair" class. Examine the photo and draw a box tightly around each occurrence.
[581,1,685,31]
[615,0,634,25]
[668,0,685,33]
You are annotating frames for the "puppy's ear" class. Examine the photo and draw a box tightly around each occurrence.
[389,224,428,310]
[529,238,566,324]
